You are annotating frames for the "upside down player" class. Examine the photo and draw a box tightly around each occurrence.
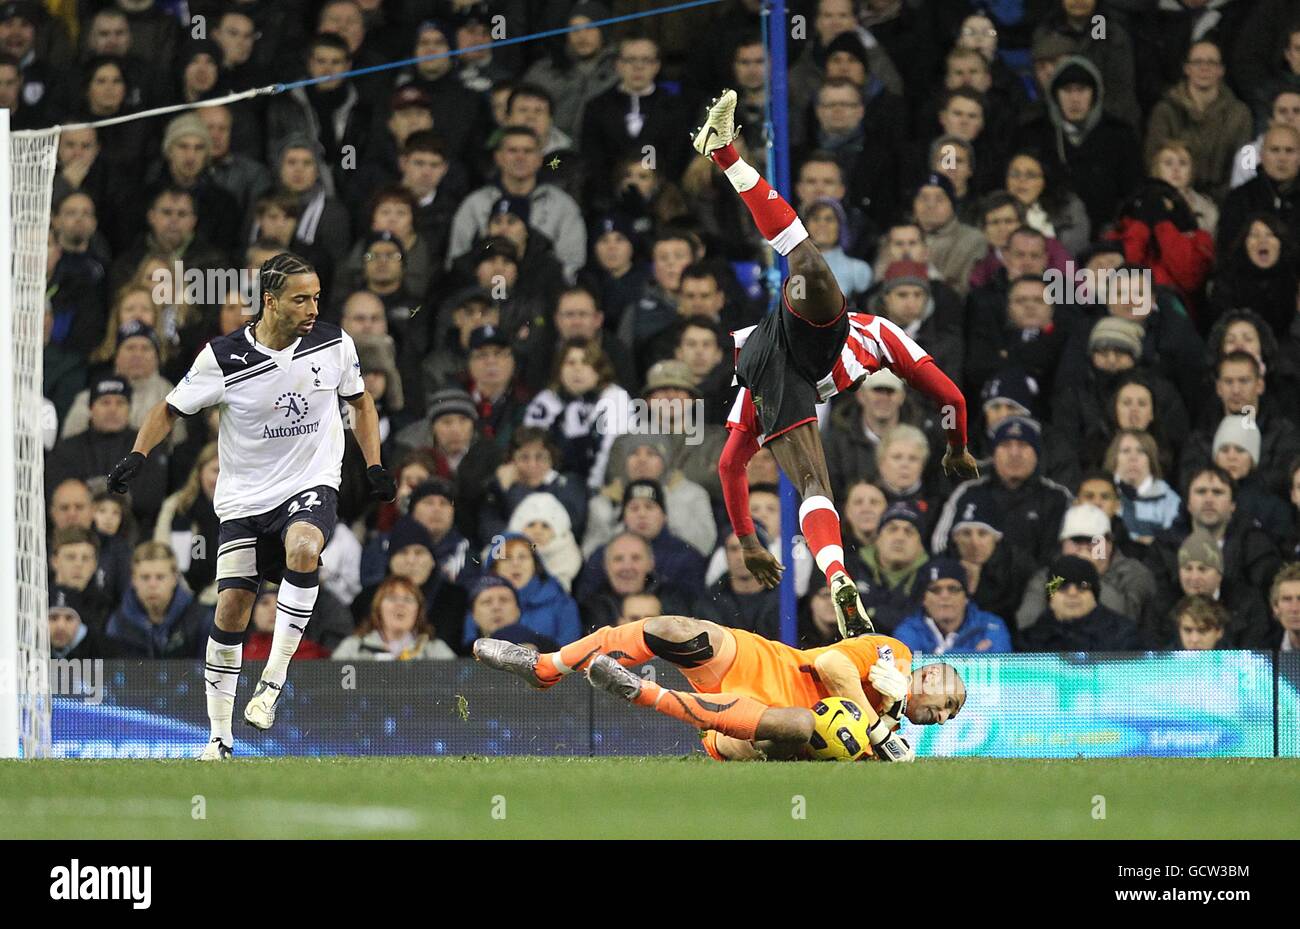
[692,90,979,637]
[473,618,965,762]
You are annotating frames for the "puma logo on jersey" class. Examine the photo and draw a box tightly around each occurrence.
[231,353,249,364]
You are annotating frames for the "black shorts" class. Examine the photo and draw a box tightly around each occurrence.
[734,294,847,439]
[215,485,338,593]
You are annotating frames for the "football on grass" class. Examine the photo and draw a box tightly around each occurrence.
[808,697,871,761]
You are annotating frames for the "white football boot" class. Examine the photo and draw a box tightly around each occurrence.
[242,679,282,731]
[198,737,232,761]
[691,88,739,156]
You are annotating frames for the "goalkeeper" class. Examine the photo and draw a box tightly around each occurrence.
[474,616,964,761]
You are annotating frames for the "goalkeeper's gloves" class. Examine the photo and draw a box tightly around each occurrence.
[874,731,915,763]
[866,717,915,763]
[868,659,910,704]
[366,465,397,501]
[107,451,147,495]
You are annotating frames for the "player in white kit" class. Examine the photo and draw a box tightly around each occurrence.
[108,253,397,759]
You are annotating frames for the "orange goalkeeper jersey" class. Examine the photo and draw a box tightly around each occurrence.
[716,628,913,713]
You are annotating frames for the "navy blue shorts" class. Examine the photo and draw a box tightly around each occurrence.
[215,485,338,593]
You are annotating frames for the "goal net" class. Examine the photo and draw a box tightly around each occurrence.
[0,113,59,758]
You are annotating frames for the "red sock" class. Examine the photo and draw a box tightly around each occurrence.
[799,495,847,580]
[710,143,801,245]
[709,142,740,169]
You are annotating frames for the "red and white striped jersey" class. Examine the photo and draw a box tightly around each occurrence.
[728,312,933,439]
[823,312,932,400]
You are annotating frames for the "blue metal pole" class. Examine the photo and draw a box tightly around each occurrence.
[764,0,799,646]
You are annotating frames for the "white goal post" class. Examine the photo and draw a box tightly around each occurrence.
[0,110,59,758]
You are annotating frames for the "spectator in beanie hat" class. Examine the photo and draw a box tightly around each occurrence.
[475,194,568,337]
[1168,529,1274,648]
[893,556,1012,655]
[910,171,985,297]
[577,211,650,332]
[942,495,1038,623]
[1212,414,1292,546]
[47,375,168,532]
[584,435,717,558]
[462,574,537,652]
[352,515,467,649]
[577,478,707,601]
[599,357,728,503]
[465,530,580,648]
[856,501,932,632]
[1179,351,1300,497]
[508,491,583,592]
[1015,501,1159,643]
[932,415,1073,565]
[49,584,113,660]
[1040,316,1159,487]
[1020,553,1140,651]
[407,478,473,584]
[147,109,242,254]
[393,386,500,522]
[66,320,183,444]
[980,367,1041,438]
[359,475,476,591]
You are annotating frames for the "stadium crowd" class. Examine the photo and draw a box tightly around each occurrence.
[28,0,1300,662]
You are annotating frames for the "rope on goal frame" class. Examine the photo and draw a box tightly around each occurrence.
[12,0,726,140]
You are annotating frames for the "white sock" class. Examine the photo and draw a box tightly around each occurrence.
[768,218,810,256]
[723,157,760,193]
[263,568,318,687]
[204,635,242,745]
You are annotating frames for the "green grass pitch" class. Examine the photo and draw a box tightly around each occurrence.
[3,757,1299,839]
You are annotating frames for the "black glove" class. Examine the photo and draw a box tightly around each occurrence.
[107,451,146,495]
[366,464,397,502]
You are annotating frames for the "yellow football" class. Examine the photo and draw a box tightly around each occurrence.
[808,697,871,761]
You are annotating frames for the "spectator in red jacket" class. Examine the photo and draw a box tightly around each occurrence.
[1105,175,1214,323]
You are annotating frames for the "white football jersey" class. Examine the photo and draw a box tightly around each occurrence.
[166,321,365,521]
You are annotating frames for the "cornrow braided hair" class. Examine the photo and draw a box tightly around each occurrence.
[255,251,316,323]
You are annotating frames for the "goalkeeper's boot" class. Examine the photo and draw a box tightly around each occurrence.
[831,572,875,638]
[472,638,561,689]
[242,679,282,731]
[691,88,738,156]
[585,654,643,703]
[198,737,232,761]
